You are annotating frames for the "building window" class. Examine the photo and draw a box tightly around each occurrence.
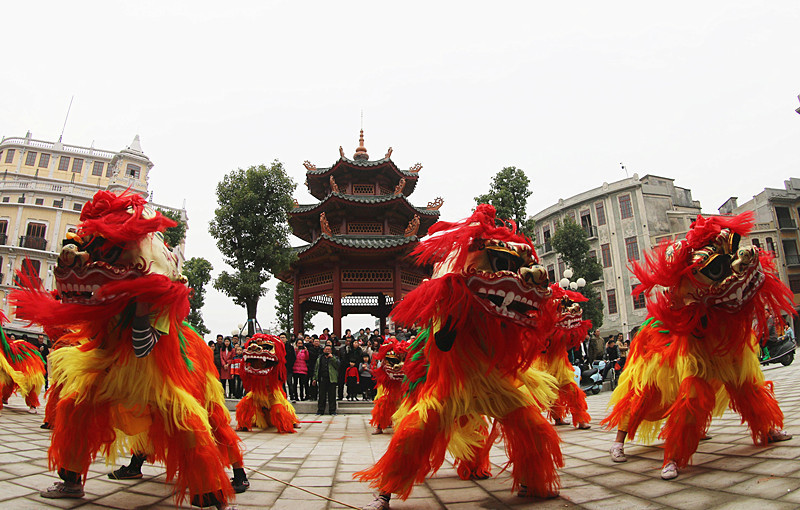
[1,197,8,203]
[566,211,575,223]
[4,149,15,163]
[17,258,41,286]
[58,156,70,171]
[595,201,606,226]
[39,153,50,168]
[547,264,556,283]
[22,222,47,250]
[782,239,800,266]
[558,259,565,279]
[618,194,633,219]
[542,225,552,253]
[588,249,597,261]
[72,158,83,173]
[35,198,44,205]
[127,163,141,179]
[106,165,114,178]
[580,210,595,237]
[0,220,7,245]
[625,236,640,261]
[766,237,775,255]
[17,195,25,204]
[790,275,800,294]
[73,203,83,211]
[607,289,618,314]
[25,151,37,166]
[53,199,63,208]
[776,207,795,229]
[632,284,646,310]
[92,161,104,176]
[601,243,612,268]
[752,238,761,248]
[26,222,46,238]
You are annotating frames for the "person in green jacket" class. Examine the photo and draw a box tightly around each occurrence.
[312,344,340,415]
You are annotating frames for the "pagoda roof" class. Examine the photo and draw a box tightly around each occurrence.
[296,233,418,255]
[304,156,420,200]
[289,192,440,242]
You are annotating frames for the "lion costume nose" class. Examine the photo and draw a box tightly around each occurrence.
[520,265,548,287]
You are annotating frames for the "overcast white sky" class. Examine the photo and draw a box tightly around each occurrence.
[3,1,799,337]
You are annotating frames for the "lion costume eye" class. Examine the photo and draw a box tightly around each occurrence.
[487,248,523,273]
[699,254,732,282]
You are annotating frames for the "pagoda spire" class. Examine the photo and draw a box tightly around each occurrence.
[353,129,369,161]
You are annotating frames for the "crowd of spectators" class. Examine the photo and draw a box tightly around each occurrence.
[206,326,417,411]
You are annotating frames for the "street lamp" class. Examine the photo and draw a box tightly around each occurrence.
[560,269,586,291]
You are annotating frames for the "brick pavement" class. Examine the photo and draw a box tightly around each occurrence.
[1,364,799,509]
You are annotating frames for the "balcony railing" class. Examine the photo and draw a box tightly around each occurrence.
[543,241,552,253]
[0,233,6,245]
[778,217,797,230]
[786,254,800,267]
[583,225,598,239]
[19,236,47,250]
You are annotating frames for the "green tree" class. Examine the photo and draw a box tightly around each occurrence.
[182,257,213,336]
[474,166,536,235]
[157,208,187,248]
[274,281,317,335]
[551,217,604,330]
[209,161,296,336]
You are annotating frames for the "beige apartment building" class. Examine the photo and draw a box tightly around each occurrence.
[0,132,187,336]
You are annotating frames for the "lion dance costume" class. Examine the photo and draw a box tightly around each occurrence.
[12,190,245,508]
[356,205,562,507]
[369,338,409,434]
[534,284,593,428]
[601,212,795,480]
[0,314,46,414]
[235,333,299,433]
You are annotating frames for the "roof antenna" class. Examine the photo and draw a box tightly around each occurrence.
[59,96,74,143]
[360,109,363,130]
[620,162,628,178]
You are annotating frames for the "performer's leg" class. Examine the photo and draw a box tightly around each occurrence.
[455,419,499,480]
[2,383,13,404]
[561,381,591,428]
[659,376,715,479]
[108,452,147,480]
[356,407,448,500]
[725,380,791,444]
[610,429,628,462]
[235,394,255,431]
[498,405,563,498]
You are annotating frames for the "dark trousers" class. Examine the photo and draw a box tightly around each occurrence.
[292,373,308,401]
[230,375,243,399]
[317,379,337,414]
[337,367,346,399]
[346,377,359,399]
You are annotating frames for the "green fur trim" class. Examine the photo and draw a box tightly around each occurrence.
[178,322,196,372]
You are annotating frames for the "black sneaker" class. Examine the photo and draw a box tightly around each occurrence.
[231,477,250,494]
[108,465,143,480]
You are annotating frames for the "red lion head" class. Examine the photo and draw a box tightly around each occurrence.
[240,334,287,390]
[548,284,592,351]
[631,211,794,350]
[373,339,410,386]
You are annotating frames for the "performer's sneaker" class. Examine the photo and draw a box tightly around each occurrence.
[108,465,143,480]
[610,442,627,462]
[28,407,37,414]
[767,429,793,443]
[577,423,591,430]
[40,422,52,429]
[371,428,383,435]
[661,460,678,480]
[362,495,390,510]
[40,481,84,499]
[231,476,250,494]
[517,484,559,498]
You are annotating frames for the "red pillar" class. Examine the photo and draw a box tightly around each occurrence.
[393,264,402,307]
[292,273,302,337]
[333,264,342,338]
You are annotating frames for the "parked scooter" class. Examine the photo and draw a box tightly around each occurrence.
[761,335,796,366]
[574,362,603,395]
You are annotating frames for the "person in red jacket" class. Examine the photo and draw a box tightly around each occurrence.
[345,360,360,401]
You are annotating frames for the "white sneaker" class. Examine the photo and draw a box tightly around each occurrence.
[610,442,627,462]
[661,460,678,480]
[28,407,37,414]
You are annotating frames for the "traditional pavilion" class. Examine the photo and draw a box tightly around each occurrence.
[280,131,442,337]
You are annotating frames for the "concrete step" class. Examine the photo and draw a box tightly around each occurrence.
[224,398,374,415]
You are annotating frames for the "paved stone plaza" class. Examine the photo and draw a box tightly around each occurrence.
[1,364,799,509]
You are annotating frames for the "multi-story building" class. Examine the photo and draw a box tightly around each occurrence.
[719,178,800,320]
[532,174,702,339]
[0,132,187,336]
